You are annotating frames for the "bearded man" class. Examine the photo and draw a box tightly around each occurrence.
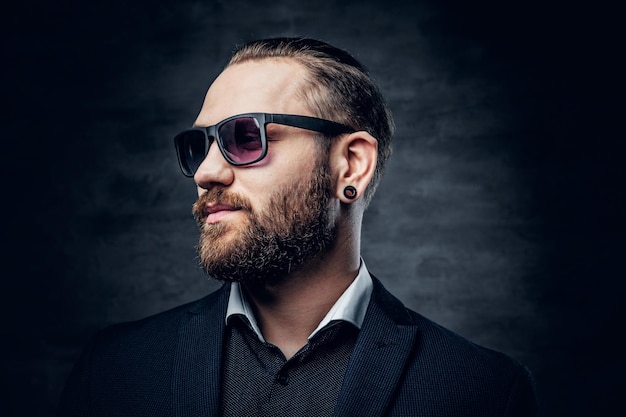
[58,37,538,417]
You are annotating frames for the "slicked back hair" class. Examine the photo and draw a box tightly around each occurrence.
[227,37,394,206]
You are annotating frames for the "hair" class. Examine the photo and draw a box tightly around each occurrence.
[227,37,394,206]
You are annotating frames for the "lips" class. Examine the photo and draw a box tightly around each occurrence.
[204,203,241,224]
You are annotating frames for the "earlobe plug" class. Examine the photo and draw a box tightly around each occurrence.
[343,185,357,199]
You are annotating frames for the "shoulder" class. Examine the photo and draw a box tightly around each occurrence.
[368,276,537,415]
[94,283,229,350]
[370,274,525,368]
[57,285,231,416]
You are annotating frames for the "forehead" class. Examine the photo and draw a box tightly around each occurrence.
[195,59,312,127]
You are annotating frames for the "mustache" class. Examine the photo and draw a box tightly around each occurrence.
[192,188,253,222]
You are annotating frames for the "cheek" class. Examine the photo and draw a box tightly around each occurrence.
[229,139,324,211]
[254,142,321,187]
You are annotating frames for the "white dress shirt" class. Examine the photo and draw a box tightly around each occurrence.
[225,259,374,342]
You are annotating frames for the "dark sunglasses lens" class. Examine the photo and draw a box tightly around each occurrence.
[218,117,263,164]
[174,130,208,176]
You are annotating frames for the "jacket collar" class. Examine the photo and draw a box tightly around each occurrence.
[172,283,230,417]
[332,276,421,417]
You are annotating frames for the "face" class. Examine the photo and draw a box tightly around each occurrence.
[191,59,338,284]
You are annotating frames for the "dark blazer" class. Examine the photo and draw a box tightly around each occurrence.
[58,277,538,416]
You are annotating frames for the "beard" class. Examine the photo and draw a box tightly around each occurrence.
[192,160,336,286]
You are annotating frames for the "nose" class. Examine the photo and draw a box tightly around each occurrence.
[193,140,234,191]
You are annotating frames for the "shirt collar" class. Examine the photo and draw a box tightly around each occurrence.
[225,259,374,342]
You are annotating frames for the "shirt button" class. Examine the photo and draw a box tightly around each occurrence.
[276,373,289,386]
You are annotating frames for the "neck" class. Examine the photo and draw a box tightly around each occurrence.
[242,241,360,359]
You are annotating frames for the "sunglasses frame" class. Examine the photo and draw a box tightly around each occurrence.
[174,112,355,177]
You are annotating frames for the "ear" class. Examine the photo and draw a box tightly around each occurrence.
[330,131,378,204]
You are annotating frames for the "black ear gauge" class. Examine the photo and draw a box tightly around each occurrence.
[343,185,357,199]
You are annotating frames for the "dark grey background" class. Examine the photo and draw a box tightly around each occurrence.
[2,0,623,416]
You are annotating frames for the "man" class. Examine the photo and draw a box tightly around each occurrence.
[58,37,538,416]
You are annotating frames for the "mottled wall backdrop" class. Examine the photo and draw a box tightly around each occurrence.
[2,0,622,416]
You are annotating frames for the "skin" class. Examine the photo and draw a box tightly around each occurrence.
[193,58,378,359]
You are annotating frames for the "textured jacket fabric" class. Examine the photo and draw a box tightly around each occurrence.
[57,276,538,417]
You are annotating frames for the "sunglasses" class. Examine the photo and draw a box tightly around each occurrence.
[174,113,354,177]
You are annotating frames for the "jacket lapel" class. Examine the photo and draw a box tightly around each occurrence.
[172,283,230,417]
[333,277,421,417]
